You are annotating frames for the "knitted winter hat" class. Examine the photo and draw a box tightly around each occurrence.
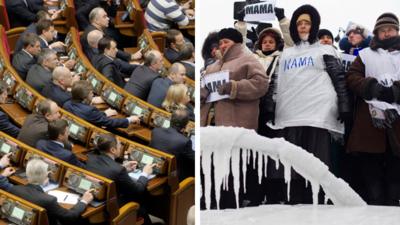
[373,12,399,35]
[345,23,369,39]
[318,29,334,40]
[218,28,243,44]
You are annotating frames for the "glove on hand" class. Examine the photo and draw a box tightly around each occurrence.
[274,7,285,20]
[217,82,232,95]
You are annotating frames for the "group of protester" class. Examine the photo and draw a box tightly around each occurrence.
[201,4,400,208]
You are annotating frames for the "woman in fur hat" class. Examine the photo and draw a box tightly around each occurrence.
[339,22,372,55]
[200,28,268,130]
[273,4,350,203]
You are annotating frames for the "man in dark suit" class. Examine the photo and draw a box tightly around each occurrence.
[18,99,61,147]
[86,30,138,75]
[36,119,85,168]
[147,62,186,108]
[164,29,185,63]
[125,50,162,100]
[12,33,41,80]
[63,80,140,129]
[36,19,66,50]
[26,48,58,93]
[85,133,154,225]
[0,158,94,225]
[92,37,129,87]
[0,82,20,138]
[14,10,50,52]
[177,42,195,80]
[6,0,45,28]
[150,109,194,181]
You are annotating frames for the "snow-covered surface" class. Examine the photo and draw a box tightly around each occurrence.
[201,204,400,225]
[201,126,366,209]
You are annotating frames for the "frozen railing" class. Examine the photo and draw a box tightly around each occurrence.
[201,126,366,209]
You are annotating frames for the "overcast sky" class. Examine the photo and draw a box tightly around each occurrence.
[195,0,400,65]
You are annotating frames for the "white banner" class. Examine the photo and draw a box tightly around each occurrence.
[244,0,276,22]
[341,53,356,72]
[202,70,230,103]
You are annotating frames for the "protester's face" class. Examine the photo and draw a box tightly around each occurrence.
[297,20,311,40]
[261,35,277,51]
[174,33,185,50]
[0,90,7,104]
[348,31,364,46]
[378,26,399,40]
[96,9,110,28]
[319,35,333,45]
[28,41,41,56]
[219,38,235,55]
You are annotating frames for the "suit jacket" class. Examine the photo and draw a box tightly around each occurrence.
[74,0,100,30]
[147,77,173,108]
[92,54,126,87]
[180,61,195,80]
[15,23,37,52]
[0,111,20,138]
[164,47,180,63]
[150,127,194,181]
[41,82,72,107]
[36,140,85,168]
[124,65,160,100]
[26,64,52,93]
[10,184,87,225]
[17,113,48,147]
[63,101,129,129]
[6,0,44,28]
[12,50,36,80]
[39,36,50,49]
[85,153,148,205]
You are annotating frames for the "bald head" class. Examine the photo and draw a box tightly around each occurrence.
[87,30,104,48]
[144,50,162,66]
[168,62,186,84]
[52,66,74,88]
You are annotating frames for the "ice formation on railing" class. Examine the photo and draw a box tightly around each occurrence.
[201,126,366,209]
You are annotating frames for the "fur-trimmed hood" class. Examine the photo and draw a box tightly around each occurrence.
[289,4,320,45]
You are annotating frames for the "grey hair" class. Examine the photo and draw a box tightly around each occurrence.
[52,66,71,82]
[89,7,105,23]
[26,158,49,185]
[37,48,56,65]
[144,50,161,66]
[87,29,104,48]
[168,62,184,75]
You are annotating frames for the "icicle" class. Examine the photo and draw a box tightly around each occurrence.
[253,150,257,170]
[231,147,241,209]
[275,158,280,170]
[311,179,320,205]
[264,155,268,178]
[201,149,212,209]
[324,192,329,205]
[305,179,308,188]
[242,148,247,194]
[257,151,263,184]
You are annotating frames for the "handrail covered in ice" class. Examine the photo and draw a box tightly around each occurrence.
[201,126,366,209]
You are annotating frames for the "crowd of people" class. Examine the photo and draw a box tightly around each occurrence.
[1,0,196,224]
[201,4,400,209]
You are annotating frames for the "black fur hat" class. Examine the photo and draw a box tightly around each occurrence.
[289,4,321,45]
[218,28,243,44]
[201,31,219,61]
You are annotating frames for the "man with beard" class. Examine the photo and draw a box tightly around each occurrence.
[346,12,400,206]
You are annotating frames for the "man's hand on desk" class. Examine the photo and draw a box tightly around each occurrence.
[1,167,16,177]
[105,108,118,117]
[184,9,195,18]
[91,96,105,104]
[123,161,138,172]
[131,51,143,61]
[64,59,76,70]
[143,163,156,176]
[81,189,95,205]
[127,115,141,124]
[0,152,12,168]
[50,41,66,50]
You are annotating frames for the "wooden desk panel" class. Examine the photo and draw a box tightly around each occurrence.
[0,102,28,126]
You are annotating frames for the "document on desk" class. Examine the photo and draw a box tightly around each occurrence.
[41,182,59,192]
[128,170,156,181]
[48,190,80,204]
